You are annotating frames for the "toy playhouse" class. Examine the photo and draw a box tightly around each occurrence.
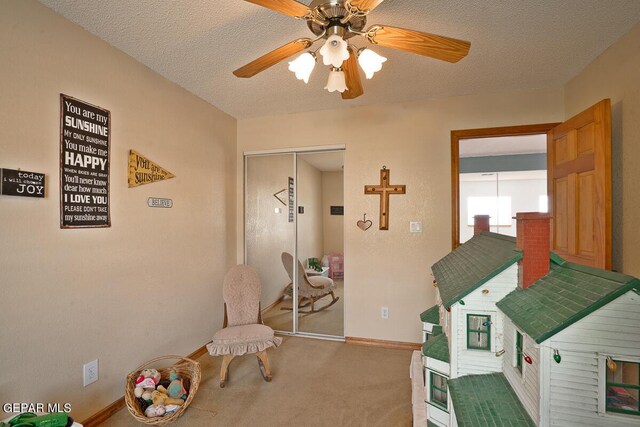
[418,213,640,426]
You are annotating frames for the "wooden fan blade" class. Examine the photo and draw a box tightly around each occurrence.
[245,0,310,18]
[233,39,312,78]
[368,25,470,63]
[342,47,363,100]
[350,0,385,13]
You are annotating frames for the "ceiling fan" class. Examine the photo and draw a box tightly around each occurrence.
[233,0,471,99]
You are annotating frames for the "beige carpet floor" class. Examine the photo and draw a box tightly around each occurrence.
[262,280,344,337]
[101,336,412,427]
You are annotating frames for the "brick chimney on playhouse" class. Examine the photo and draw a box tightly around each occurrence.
[474,215,490,235]
[516,212,551,288]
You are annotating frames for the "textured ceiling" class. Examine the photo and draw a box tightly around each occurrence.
[39,0,640,119]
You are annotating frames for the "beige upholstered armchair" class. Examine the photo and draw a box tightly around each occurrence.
[206,265,282,388]
[281,252,339,313]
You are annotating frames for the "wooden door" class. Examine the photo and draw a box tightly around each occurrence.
[547,99,611,269]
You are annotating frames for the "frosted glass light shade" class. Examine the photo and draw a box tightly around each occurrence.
[325,69,347,93]
[319,35,350,68]
[358,48,387,79]
[288,52,316,83]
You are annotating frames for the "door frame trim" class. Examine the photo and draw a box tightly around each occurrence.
[451,123,560,249]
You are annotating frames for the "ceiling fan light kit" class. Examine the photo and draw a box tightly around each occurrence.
[357,48,386,79]
[237,0,471,99]
[288,51,317,83]
[319,34,350,67]
[325,67,348,93]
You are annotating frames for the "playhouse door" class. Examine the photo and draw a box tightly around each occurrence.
[547,99,612,269]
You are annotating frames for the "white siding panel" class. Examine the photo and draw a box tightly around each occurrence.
[455,265,519,377]
[458,264,519,307]
[550,291,640,356]
[423,321,436,333]
[427,358,450,376]
[502,318,540,424]
[456,344,502,375]
[456,306,503,375]
[426,404,449,427]
[547,291,640,427]
[450,304,458,378]
[425,366,450,427]
[550,408,639,427]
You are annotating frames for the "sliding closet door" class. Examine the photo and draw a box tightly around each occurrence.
[245,154,295,333]
[296,152,344,337]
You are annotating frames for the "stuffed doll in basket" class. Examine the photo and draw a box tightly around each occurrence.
[133,368,161,402]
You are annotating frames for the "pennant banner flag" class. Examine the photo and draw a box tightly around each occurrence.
[128,150,175,188]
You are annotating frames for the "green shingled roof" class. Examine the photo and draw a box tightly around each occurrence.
[420,304,440,324]
[422,333,449,363]
[497,258,640,343]
[448,373,535,427]
[432,232,521,308]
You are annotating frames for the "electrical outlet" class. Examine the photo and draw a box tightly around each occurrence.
[381,306,389,319]
[83,359,98,387]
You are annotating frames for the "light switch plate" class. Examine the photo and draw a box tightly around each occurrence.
[410,221,422,233]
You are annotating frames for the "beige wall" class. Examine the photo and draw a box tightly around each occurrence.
[322,171,344,255]
[238,88,564,343]
[0,1,236,421]
[564,21,640,276]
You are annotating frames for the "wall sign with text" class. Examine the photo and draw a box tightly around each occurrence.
[147,197,173,208]
[1,169,45,198]
[288,177,294,223]
[60,94,110,228]
[128,150,175,188]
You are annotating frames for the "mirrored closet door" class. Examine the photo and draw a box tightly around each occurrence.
[245,149,344,339]
[296,151,344,337]
[245,154,295,333]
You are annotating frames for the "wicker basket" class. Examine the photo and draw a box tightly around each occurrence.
[125,355,201,426]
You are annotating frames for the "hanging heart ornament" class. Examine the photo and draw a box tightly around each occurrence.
[357,213,372,231]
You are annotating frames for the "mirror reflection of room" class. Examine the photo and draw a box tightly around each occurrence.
[247,151,344,338]
[296,152,344,337]
[245,154,295,333]
[459,135,547,244]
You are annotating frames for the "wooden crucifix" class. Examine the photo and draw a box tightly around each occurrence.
[365,166,406,230]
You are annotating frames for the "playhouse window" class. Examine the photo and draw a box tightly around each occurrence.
[467,314,491,350]
[430,372,448,410]
[515,331,523,374]
[606,360,639,416]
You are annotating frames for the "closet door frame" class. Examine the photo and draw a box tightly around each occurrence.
[244,144,345,340]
